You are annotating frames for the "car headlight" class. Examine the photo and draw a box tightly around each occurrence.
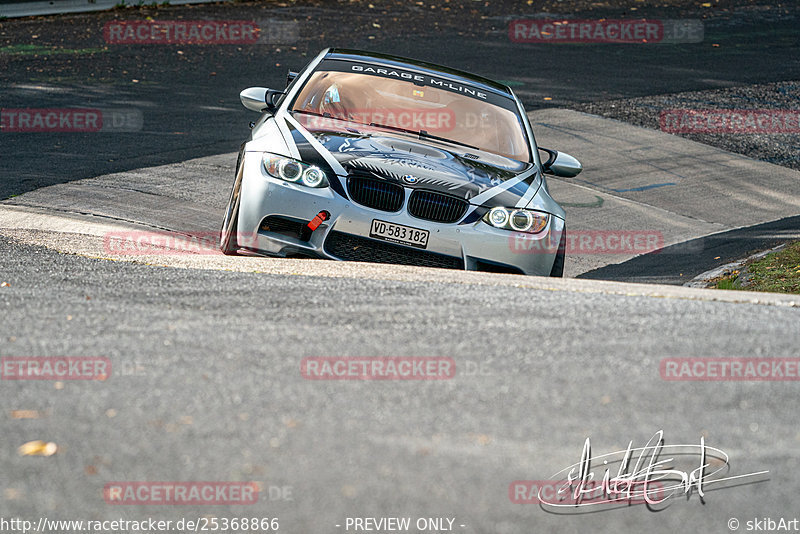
[262,154,329,188]
[483,207,548,234]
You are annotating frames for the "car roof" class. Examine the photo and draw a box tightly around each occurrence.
[324,48,514,100]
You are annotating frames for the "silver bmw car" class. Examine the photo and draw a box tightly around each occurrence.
[220,48,582,276]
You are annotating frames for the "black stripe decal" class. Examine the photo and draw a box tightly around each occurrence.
[286,122,349,199]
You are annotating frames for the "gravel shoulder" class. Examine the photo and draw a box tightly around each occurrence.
[573,81,800,170]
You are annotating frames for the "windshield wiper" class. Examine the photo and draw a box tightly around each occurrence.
[418,129,481,152]
[368,122,481,152]
[291,109,332,119]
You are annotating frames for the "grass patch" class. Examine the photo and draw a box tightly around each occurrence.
[714,241,800,294]
[715,277,738,290]
[0,44,106,56]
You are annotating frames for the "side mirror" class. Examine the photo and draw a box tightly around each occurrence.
[539,147,582,178]
[240,87,284,113]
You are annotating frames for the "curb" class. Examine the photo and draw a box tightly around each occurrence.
[683,244,787,289]
[2,204,799,308]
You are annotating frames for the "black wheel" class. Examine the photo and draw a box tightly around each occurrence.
[220,152,245,255]
[549,228,566,277]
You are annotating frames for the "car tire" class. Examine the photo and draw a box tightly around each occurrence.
[220,151,245,255]
[549,228,566,277]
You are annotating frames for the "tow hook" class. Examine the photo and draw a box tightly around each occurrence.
[300,210,330,241]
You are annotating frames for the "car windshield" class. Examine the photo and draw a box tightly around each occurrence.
[290,67,531,162]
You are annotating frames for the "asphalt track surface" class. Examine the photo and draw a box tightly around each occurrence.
[2,1,800,532]
[2,228,800,532]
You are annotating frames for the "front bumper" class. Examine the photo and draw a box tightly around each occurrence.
[236,152,564,276]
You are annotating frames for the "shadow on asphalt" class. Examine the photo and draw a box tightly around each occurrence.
[578,214,800,285]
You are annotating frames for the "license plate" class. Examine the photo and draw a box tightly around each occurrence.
[369,219,429,249]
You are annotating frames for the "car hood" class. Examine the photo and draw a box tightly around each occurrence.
[294,124,540,207]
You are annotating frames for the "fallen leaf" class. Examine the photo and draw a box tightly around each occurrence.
[18,440,57,456]
[471,433,492,445]
[10,410,40,419]
[0,282,10,287]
